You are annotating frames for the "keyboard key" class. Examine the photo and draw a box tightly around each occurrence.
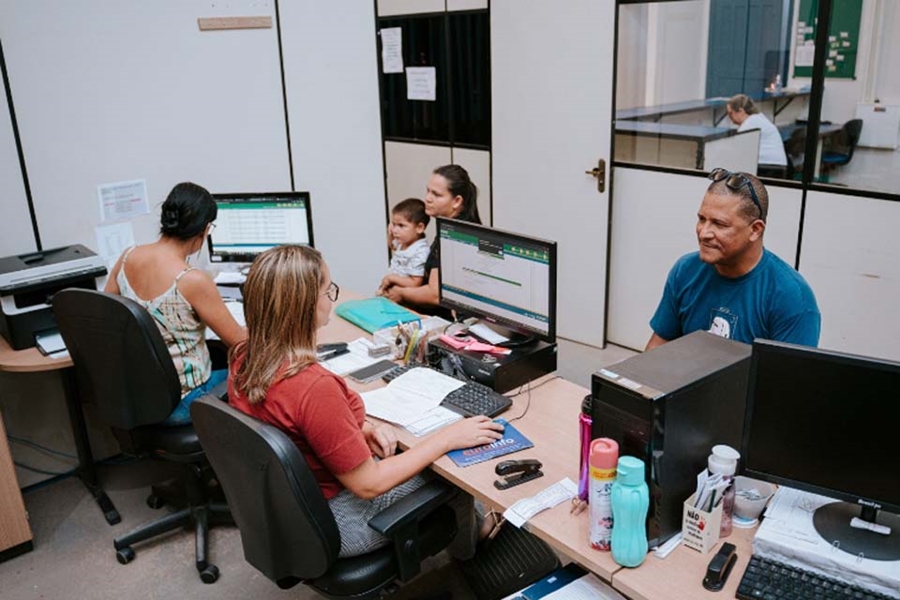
[735,555,891,600]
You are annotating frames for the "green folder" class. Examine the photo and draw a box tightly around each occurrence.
[334,297,420,333]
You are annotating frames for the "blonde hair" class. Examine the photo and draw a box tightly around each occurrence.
[230,245,324,404]
[727,94,759,115]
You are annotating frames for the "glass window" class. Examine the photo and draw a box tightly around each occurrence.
[812,0,900,196]
[615,0,800,181]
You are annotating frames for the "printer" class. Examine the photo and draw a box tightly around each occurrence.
[0,245,107,350]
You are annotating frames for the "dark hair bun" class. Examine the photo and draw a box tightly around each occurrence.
[160,207,181,231]
[158,182,217,241]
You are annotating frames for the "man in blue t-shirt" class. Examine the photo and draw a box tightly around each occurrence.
[647,169,820,350]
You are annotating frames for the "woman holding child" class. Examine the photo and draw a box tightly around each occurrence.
[378,164,481,317]
[228,244,504,558]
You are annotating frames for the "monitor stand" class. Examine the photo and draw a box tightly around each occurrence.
[468,321,536,349]
[812,502,900,561]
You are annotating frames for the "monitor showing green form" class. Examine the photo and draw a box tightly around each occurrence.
[437,218,557,345]
[207,192,313,263]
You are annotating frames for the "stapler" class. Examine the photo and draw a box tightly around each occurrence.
[493,459,544,490]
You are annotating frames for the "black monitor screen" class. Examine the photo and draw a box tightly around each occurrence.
[437,218,556,343]
[742,340,900,558]
[208,193,313,262]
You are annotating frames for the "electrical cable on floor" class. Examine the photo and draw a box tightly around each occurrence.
[8,434,77,460]
[13,461,74,477]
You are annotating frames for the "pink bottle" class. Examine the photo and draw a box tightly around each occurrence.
[589,438,619,551]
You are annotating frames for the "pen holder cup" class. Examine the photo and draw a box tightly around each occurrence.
[683,493,723,554]
[733,476,775,522]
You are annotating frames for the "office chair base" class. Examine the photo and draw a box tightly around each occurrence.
[113,502,231,583]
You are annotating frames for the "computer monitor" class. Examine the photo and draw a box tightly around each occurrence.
[741,340,900,561]
[436,218,557,345]
[207,192,313,263]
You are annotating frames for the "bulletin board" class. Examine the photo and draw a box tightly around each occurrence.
[793,0,861,79]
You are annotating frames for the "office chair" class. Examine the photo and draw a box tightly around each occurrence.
[783,127,806,179]
[822,118,863,170]
[53,289,230,584]
[190,395,461,599]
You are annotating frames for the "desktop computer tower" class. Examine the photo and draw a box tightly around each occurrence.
[591,331,751,548]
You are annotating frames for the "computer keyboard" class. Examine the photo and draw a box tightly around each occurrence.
[382,364,512,418]
[736,555,893,600]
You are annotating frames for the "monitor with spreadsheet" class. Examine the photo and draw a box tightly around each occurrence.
[207,193,313,263]
[436,218,556,345]
[741,339,900,561]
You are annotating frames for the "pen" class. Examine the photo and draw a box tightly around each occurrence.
[319,347,350,361]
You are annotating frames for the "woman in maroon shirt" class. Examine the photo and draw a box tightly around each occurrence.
[228,245,504,558]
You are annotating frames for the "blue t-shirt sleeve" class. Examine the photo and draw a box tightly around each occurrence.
[649,264,682,342]
[767,285,821,347]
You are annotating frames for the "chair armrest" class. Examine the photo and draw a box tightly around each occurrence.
[367,479,458,582]
[367,479,457,537]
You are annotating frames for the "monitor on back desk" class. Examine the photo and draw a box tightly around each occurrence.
[207,192,314,265]
[741,339,900,561]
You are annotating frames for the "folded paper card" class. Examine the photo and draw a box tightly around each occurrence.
[335,297,420,333]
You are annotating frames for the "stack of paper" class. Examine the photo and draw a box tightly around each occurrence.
[754,487,900,598]
[361,368,465,435]
[320,339,384,376]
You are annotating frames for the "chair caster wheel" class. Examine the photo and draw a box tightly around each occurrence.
[146,494,165,509]
[116,547,135,564]
[200,564,219,584]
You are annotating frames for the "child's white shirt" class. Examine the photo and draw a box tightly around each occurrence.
[389,238,430,277]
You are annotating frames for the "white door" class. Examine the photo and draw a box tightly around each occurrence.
[491,1,615,347]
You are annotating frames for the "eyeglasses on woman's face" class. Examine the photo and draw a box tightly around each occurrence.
[324,281,340,303]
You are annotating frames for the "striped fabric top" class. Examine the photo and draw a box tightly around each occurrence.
[116,247,211,398]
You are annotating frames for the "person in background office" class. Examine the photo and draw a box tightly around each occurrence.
[646,168,820,350]
[726,94,788,177]
[376,198,431,296]
[105,182,246,424]
[228,245,505,558]
[381,164,481,318]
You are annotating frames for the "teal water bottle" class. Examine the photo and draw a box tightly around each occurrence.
[610,456,649,567]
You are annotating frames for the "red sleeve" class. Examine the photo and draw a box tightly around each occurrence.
[296,374,371,475]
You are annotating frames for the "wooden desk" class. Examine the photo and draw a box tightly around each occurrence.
[613,526,755,600]
[0,336,120,526]
[0,411,32,561]
[317,296,760,595]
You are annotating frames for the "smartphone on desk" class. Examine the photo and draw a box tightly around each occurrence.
[347,360,397,384]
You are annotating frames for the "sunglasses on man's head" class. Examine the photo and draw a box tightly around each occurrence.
[707,168,763,220]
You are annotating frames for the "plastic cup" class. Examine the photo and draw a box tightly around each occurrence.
[733,476,775,521]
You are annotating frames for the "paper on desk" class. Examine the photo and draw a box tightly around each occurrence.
[540,575,626,600]
[388,367,464,400]
[214,271,246,285]
[754,487,900,598]
[504,478,578,528]
[321,339,383,376]
[361,369,464,428]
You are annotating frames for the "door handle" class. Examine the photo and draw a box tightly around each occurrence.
[585,159,606,193]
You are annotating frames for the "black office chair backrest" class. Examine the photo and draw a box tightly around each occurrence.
[190,396,341,584]
[53,289,181,429]
[841,118,863,159]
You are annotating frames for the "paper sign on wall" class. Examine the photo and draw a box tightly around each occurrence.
[95,221,135,268]
[380,27,403,74]
[406,67,436,101]
[98,179,149,222]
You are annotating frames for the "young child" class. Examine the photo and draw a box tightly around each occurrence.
[377,198,430,296]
